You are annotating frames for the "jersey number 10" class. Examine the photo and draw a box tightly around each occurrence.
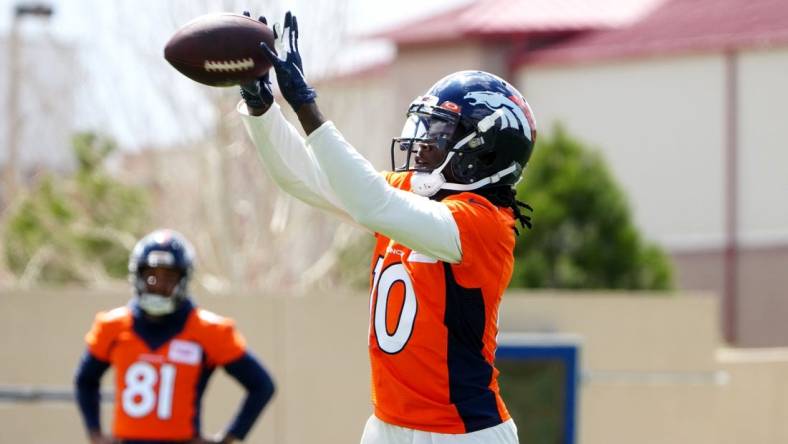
[122,361,177,419]
[370,258,418,354]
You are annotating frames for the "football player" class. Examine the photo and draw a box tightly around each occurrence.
[74,229,275,444]
[239,11,536,444]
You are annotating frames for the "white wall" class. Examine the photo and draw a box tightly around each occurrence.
[394,42,505,117]
[518,47,788,252]
[519,55,728,251]
[738,47,788,247]
[0,38,79,173]
[318,71,398,171]
[318,41,511,172]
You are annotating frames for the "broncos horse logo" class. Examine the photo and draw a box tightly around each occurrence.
[464,91,534,141]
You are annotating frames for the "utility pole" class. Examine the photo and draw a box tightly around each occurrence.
[723,51,739,344]
[2,3,53,208]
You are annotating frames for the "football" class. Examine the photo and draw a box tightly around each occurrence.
[164,13,275,87]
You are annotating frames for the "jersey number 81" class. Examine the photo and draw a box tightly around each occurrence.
[122,361,177,419]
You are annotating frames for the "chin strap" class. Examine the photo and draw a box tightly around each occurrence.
[440,163,520,191]
[411,151,454,197]
[138,293,177,316]
[133,275,188,316]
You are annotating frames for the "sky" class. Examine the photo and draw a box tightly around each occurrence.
[0,0,470,150]
[0,0,469,35]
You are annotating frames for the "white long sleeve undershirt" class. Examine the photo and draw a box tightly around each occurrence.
[239,102,462,263]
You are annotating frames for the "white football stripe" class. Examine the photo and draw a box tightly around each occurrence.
[203,58,254,72]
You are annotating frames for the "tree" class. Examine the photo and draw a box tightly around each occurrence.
[3,132,149,285]
[511,125,673,290]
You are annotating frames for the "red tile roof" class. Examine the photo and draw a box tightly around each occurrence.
[522,0,788,65]
[372,0,665,45]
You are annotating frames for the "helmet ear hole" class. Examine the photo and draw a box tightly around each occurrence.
[478,151,497,167]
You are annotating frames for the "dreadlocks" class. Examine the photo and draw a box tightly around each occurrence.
[476,186,532,235]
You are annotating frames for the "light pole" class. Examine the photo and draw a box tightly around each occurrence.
[2,3,53,207]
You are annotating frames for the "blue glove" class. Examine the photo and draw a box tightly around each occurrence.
[258,11,317,111]
[239,11,274,111]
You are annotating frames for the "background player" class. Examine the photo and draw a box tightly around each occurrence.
[239,11,535,444]
[74,229,274,444]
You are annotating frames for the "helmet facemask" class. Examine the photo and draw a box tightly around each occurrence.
[391,96,465,197]
[133,265,189,316]
[391,97,521,197]
[128,230,194,317]
[391,97,459,170]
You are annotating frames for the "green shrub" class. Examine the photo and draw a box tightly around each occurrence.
[512,125,673,290]
[3,132,149,284]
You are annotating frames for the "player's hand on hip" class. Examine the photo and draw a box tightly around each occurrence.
[188,432,237,444]
[239,11,274,115]
[258,11,317,112]
[88,432,115,444]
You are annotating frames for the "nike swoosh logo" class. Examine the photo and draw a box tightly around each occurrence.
[408,251,438,264]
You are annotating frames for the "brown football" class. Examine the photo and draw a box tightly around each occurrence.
[164,13,275,87]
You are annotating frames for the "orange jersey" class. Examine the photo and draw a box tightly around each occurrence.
[368,171,515,434]
[85,305,246,441]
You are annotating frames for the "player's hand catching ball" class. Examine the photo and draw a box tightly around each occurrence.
[258,11,317,111]
[239,11,274,115]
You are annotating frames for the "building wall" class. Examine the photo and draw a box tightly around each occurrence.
[0,38,79,174]
[317,69,399,170]
[517,48,788,345]
[395,42,486,107]
[2,288,788,444]
[736,246,788,345]
[317,41,512,172]
[519,54,728,251]
[737,47,788,246]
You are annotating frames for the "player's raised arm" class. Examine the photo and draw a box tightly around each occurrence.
[258,11,465,263]
[237,12,361,228]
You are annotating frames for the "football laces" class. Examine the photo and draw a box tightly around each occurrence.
[203,58,254,72]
